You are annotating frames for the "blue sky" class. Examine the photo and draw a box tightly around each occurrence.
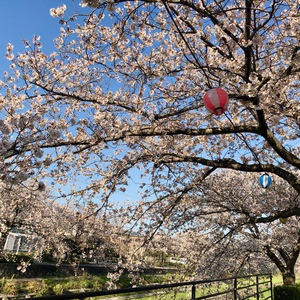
[0,1,84,71]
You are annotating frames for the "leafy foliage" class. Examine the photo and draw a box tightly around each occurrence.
[274,285,300,300]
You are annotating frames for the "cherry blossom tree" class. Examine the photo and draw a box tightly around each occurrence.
[30,200,120,275]
[0,0,299,284]
[4,0,298,194]
[0,180,47,255]
[187,220,299,286]
[153,171,300,285]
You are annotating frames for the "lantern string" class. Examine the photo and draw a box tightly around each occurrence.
[224,111,264,168]
[161,0,213,89]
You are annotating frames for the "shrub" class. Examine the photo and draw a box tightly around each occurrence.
[92,278,106,290]
[274,285,300,300]
[2,281,20,295]
[53,283,64,295]
[66,276,107,290]
[0,277,6,290]
[61,279,78,290]
[81,279,93,289]
[117,276,131,288]
[36,280,55,296]
[24,280,43,293]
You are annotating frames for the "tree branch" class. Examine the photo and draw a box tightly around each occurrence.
[264,245,285,272]
[256,110,300,168]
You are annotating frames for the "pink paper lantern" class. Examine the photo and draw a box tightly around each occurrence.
[203,87,229,115]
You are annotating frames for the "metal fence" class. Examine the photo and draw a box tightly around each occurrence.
[28,273,273,300]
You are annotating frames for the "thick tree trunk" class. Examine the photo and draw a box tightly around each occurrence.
[282,269,296,286]
[264,244,299,286]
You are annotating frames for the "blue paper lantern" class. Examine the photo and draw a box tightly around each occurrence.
[259,173,272,188]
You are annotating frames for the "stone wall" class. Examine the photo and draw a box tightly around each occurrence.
[0,263,175,278]
[0,263,111,278]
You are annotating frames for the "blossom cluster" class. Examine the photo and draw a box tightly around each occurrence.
[50,5,67,17]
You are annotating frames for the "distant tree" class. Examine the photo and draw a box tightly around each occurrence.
[156,171,300,285]
[180,224,295,284]
[34,201,117,275]
[178,229,275,276]
[0,180,47,255]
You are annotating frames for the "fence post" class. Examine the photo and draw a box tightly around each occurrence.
[191,284,196,300]
[233,277,237,300]
[270,274,274,300]
[256,275,259,300]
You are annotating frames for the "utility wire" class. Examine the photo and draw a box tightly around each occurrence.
[161,0,213,88]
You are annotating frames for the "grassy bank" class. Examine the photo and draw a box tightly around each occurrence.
[0,273,174,297]
[0,273,284,298]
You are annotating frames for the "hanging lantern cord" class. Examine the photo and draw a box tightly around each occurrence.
[161,0,213,89]
[224,111,264,169]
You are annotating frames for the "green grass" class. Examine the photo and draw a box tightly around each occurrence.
[95,289,193,300]
[273,274,283,285]
[0,273,286,298]
[112,275,265,299]
[96,276,274,300]
[0,275,108,296]
[0,273,172,296]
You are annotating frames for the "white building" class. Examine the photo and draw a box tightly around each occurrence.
[3,230,29,253]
